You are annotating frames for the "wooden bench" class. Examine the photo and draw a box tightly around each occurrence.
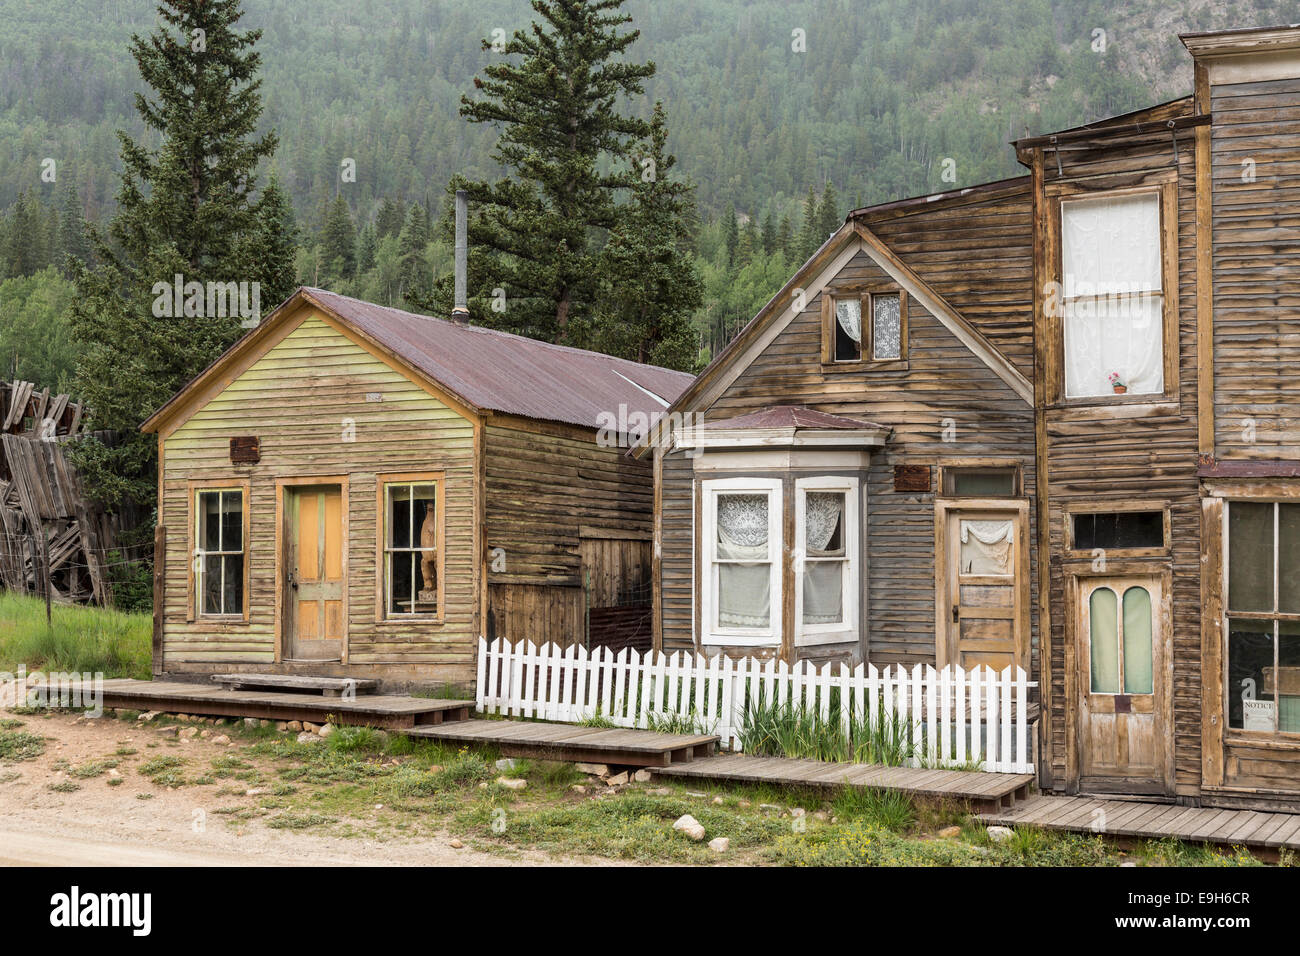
[210,673,379,697]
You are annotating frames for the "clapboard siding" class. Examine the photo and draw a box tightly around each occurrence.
[160,311,478,674]
[659,448,695,653]
[1211,76,1300,458]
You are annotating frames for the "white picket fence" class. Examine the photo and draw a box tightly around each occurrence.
[475,637,1036,773]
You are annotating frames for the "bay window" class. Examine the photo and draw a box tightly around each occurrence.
[702,478,782,644]
[795,477,859,644]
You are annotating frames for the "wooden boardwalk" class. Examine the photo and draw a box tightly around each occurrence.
[98,679,471,729]
[650,752,1034,811]
[981,795,1300,854]
[407,719,718,767]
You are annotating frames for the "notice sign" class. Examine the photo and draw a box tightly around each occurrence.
[1243,698,1275,732]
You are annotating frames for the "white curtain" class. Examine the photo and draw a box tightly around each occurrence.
[716,494,771,628]
[1062,193,1164,398]
[835,298,861,344]
[803,492,845,625]
[872,294,902,359]
[960,519,1013,575]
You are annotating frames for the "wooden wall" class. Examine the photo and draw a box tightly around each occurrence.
[159,310,479,680]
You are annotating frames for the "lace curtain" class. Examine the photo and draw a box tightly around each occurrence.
[959,519,1013,575]
[716,494,771,628]
[835,298,862,344]
[803,492,845,625]
[873,294,902,360]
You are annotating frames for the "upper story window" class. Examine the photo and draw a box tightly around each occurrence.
[825,290,906,365]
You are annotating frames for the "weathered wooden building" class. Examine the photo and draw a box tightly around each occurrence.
[142,286,691,688]
[644,24,1300,809]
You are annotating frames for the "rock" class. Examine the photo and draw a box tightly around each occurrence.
[606,771,629,787]
[287,721,303,732]
[686,790,706,798]
[708,837,730,853]
[245,788,268,796]
[496,777,527,790]
[790,807,806,819]
[1120,860,1138,868]
[258,720,269,728]
[575,763,609,777]
[712,796,724,805]
[296,732,320,744]
[427,764,443,773]
[303,722,318,733]
[494,758,519,772]
[158,726,179,738]
[198,729,210,739]
[937,825,962,839]
[672,814,706,841]
[138,711,159,722]
[813,811,830,822]
[107,768,121,778]
[275,722,289,732]
[986,825,1015,843]
[374,804,383,810]
[633,769,652,782]
[211,735,230,746]
[242,718,259,728]
[318,723,335,738]
[178,727,198,739]
[570,784,587,794]
[449,839,464,849]
[759,803,782,813]
[737,799,751,808]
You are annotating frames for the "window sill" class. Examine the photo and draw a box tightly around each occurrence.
[1047,399,1181,421]
[1224,732,1300,751]
[374,617,445,627]
[795,630,858,646]
[701,632,781,648]
[188,616,250,628]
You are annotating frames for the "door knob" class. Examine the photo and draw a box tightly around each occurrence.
[951,604,959,623]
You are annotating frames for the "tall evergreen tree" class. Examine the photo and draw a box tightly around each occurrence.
[816,180,841,243]
[320,194,356,281]
[68,0,287,533]
[248,172,298,305]
[445,0,655,342]
[57,182,92,277]
[722,202,739,267]
[796,186,819,262]
[397,202,431,301]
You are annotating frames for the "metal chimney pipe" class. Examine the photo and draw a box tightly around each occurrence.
[452,190,469,321]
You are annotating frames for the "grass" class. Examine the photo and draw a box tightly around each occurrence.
[738,694,917,766]
[0,592,151,679]
[0,729,46,761]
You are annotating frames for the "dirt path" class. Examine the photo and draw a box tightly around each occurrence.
[0,710,604,867]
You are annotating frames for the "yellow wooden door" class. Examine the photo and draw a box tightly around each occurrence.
[944,510,1023,672]
[286,485,344,660]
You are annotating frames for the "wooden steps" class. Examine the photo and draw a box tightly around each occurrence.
[407,719,718,767]
[99,679,470,729]
[210,674,379,696]
[981,795,1300,855]
[650,753,1034,811]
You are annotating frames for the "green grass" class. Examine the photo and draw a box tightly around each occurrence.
[0,593,151,679]
[0,729,46,761]
[738,695,917,766]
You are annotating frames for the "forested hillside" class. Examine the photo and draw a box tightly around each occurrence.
[0,0,1290,374]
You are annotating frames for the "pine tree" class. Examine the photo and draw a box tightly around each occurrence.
[320,194,356,281]
[796,186,819,262]
[247,172,297,305]
[589,104,702,371]
[722,202,739,267]
[375,197,405,239]
[57,182,92,277]
[357,223,377,276]
[447,0,655,342]
[68,0,286,532]
[397,202,431,301]
[816,180,841,243]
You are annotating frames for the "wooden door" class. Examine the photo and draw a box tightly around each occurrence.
[284,485,344,661]
[939,508,1027,672]
[1075,575,1168,793]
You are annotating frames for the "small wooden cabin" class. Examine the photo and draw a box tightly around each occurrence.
[142,287,692,689]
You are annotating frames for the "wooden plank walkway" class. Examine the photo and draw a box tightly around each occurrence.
[649,752,1034,811]
[981,795,1300,854]
[97,679,471,729]
[210,674,379,696]
[407,719,718,767]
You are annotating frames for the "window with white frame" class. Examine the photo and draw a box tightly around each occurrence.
[194,488,245,617]
[382,481,439,618]
[795,477,859,643]
[701,478,782,645]
[1060,191,1165,399]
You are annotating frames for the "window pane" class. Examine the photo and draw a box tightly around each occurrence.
[389,551,416,614]
[388,485,412,549]
[1228,621,1275,732]
[872,293,901,359]
[1073,511,1164,551]
[1089,587,1119,694]
[802,560,843,625]
[1122,586,1153,694]
[1228,502,1274,613]
[202,554,223,615]
[1063,295,1164,398]
[804,492,844,556]
[412,484,437,550]
[220,492,242,552]
[834,298,861,361]
[199,492,221,552]
[222,554,243,615]
[716,493,769,559]
[1062,193,1161,294]
[959,520,1013,575]
[1280,504,1300,614]
[949,470,1016,497]
[718,563,770,628]
[1278,622,1300,733]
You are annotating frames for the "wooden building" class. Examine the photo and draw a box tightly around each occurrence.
[643,24,1300,810]
[142,286,691,689]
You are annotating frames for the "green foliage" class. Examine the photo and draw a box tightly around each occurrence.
[0,592,151,679]
[0,729,46,761]
[0,267,77,386]
[738,693,917,766]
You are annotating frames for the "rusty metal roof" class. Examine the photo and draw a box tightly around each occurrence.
[301,288,695,430]
[699,405,885,431]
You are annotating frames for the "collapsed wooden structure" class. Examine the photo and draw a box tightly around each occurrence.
[0,381,117,605]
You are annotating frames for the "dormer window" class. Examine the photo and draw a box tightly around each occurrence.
[823,289,907,365]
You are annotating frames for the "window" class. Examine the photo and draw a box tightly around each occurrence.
[795,477,859,643]
[1072,511,1165,551]
[194,488,245,617]
[943,467,1018,497]
[1226,502,1300,734]
[1088,583,1154,695]
[1059,191,1165,400]
[382,480,440,618]
[701,478,782,645]
[826,291,906,364]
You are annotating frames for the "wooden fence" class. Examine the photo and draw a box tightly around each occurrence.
[475,637,1035,773]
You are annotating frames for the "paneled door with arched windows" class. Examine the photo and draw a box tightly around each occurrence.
[1073,574,1172,794]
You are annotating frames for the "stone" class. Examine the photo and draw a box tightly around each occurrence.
[633,769,652,782]
[937,825,962,839]
[672,814,706,841]
[318,723,335,738]
[449,839,464,849]
[790,807,806,818]
[137,712,158,722]
[813,811,830,822]
[245,788,268,796]
[158,726,179,738]
[296,732,320,744]
[759,803,782,813]
[242,718,258,728]
[606,771,629,787]
[178,727,198,739]
[211,735,230,746]
[575,763,609,777]
[198,729,210,739]
[737,799,751,808]
[258,720,269,728]
[1120,860,1138,867]
[303,722,318,733]
[495,758,519,772]
[287,721,303,732]
[496,777,527,790]
[986,825,1015,843]
[107,768,121,778]
[712,796,724,805]
[686,790,706,798]
[570,784,587,794]
[275,722,288,732]
[708,837,730,853]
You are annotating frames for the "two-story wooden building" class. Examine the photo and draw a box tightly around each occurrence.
[643,24,1300,810]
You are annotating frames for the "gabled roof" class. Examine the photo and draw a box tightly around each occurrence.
[142,287,695,435]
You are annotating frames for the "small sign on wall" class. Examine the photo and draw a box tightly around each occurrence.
[229,436,260,464]
[1243,698,1275,733]
[893,464,930,493]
